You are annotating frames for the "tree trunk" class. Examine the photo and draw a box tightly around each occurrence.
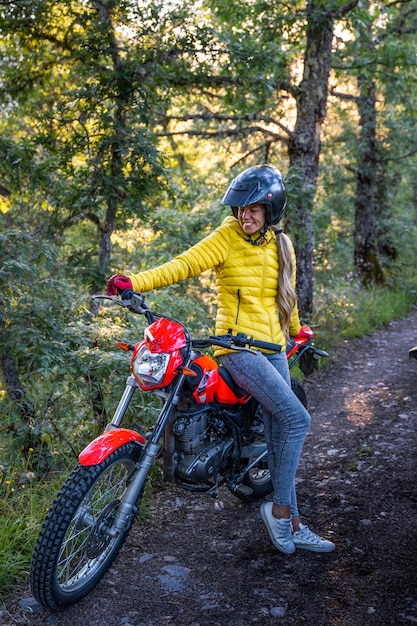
[286,1,335,317]
[353,70,383,284]
[0,348,40,454]
[89,0,129,427]
[91,0,127,300]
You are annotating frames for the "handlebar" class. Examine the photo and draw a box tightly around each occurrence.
[93,291,283,353]
[193,331,281,353]
[92,289,156,323]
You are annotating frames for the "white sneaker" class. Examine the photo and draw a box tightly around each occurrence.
[260,502,295,555]
[292,523,335,552]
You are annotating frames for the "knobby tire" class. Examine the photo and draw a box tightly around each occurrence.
[237,378,308,501]
[30,442,142,611]
[291,378,308,409]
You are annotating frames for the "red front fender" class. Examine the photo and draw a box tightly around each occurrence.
[79,428,146,466]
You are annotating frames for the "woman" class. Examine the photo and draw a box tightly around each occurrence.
[106,165,335,554]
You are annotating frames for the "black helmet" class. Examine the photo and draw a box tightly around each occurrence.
[222,164,287,225]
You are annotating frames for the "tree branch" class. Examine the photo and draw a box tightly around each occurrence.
[161,113,293,138]
[157,125,289,144]
[330,88,359,103]
[332,0,359,18]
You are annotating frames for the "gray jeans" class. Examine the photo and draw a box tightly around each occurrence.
[220,350,311,517]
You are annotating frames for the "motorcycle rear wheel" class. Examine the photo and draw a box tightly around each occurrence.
[240,462,274,501]
[291,378,308,409]
[236,379,308,502]
[30,442,142,611]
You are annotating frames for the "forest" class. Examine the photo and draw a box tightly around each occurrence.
[0,0,417,594]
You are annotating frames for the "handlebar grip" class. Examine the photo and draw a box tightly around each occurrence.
[121,288,134,300]
[249,338,282,352]
[122,289,149,309]
[192,338,230,350]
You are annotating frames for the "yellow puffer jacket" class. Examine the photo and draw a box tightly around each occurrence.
[128,216,301,356]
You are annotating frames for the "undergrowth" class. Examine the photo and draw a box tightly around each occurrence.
[312,274,417,353]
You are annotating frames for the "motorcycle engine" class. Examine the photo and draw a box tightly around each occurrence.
[172,409,231,484]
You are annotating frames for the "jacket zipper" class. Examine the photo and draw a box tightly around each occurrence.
[236,289,241,324]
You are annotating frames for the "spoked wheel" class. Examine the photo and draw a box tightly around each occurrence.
[234,426,273,502]
[30,442,142,611]
[240,458,273,501]
[231,379,308,503]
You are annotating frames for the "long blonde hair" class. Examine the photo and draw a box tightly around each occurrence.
[273,227,298,341]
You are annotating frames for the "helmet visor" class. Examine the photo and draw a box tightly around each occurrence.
[222,180,265,208]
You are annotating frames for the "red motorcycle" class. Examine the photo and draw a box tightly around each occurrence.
[30,290,328,611]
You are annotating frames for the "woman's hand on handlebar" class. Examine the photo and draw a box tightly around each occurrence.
[106,274,133,296]
[292,325,314,341]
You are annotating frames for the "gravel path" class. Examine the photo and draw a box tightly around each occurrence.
[2,307,417,626]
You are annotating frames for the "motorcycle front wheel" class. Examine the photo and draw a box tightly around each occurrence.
[30,442,142,611]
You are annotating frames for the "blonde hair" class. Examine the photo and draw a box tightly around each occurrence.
[273,227,298,341]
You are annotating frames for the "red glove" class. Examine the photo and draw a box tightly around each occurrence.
[292,325,314,341]
[106,274,133,296]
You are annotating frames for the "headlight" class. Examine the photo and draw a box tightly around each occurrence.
[132,345,170,385]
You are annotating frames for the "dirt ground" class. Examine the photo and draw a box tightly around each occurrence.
[2,306,417,626]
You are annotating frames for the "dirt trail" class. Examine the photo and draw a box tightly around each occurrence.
[3,307,417,626]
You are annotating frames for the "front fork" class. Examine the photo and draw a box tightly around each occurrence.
[117,373,186,524]
[80,373,186,531]
[79,376,146,467]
